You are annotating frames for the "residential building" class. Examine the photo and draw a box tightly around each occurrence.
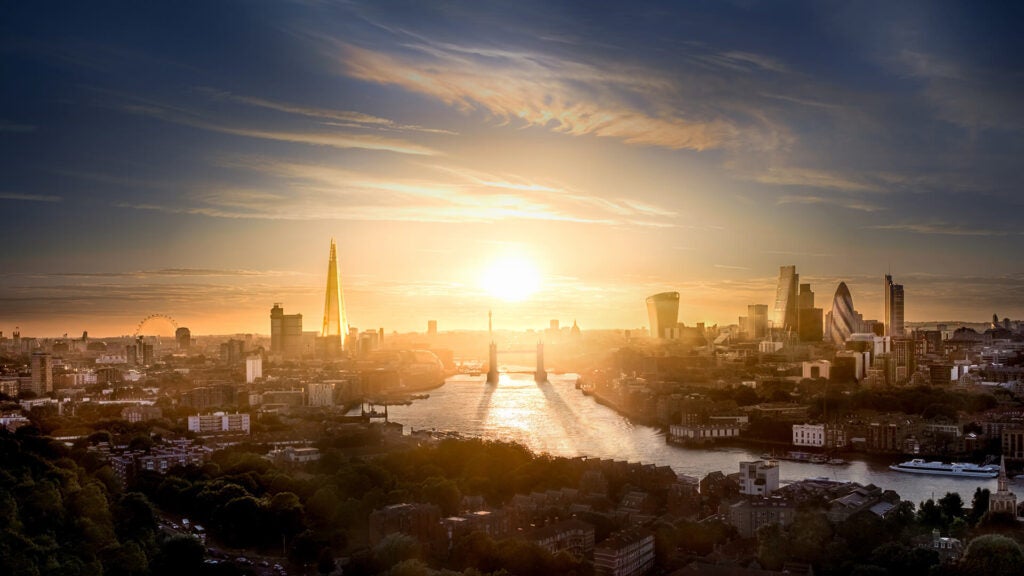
[594,527,655,576]
[728,497,797,538]
[30,352,53,396]
[739,460,779,496]
[792,424,825,447]
[186,412,250,434]
[527,519,595,560]
[245,354,262,383]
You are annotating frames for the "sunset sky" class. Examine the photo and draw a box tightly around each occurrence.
[3,1,1023,337]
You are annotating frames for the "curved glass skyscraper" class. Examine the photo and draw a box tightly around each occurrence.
[826,282,859,346]
[646,292,680,339]
[773,265,799,333]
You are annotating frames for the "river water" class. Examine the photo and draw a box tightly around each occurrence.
[384,373,1022,506]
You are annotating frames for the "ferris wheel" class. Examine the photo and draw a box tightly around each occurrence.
[134,313,179,337]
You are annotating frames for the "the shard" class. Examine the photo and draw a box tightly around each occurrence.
[322,239,348,352]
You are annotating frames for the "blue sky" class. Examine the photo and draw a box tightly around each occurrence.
[2,1,1023,336]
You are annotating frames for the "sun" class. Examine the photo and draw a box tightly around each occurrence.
[482,256,541,302]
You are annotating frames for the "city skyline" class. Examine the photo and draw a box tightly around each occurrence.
[3,2,1024,336]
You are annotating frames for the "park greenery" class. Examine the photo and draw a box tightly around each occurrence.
[2,421,1024,575]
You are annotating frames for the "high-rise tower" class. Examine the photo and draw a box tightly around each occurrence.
[646,292,680,339]
[825,282,861,346]
[773,265,799,334]
[322,239,348,352]
[884,274,904,337]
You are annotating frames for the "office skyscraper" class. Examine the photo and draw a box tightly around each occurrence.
[884,274,905,337]
[271,303,303,357]
[175,327,191,351]
[797,283,823,342]
[773,265,799,333]
[747,304,769,339]
[322,239,348,352]
[646,292,680,339]
[826,282,861,346]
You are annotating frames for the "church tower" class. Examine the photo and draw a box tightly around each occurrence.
[321,239,348,353]
[989,455,1017,516]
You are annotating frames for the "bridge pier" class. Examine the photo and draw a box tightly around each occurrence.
[534,341,547,383]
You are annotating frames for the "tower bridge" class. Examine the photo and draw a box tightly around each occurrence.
[484,310,548,384]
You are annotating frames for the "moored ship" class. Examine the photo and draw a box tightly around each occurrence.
[889,459,999,478]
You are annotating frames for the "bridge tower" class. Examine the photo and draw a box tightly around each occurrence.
[486,310,499,384]
[534,340,548,383]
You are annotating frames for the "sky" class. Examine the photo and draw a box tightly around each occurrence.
[2,1,1023,337]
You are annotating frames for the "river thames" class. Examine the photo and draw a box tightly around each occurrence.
[383,372,1023,506]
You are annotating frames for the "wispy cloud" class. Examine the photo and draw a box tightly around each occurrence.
[870,222,1023,237]
[0,192,61,202]
[113,98,438,156]
[745,166,882,193]
[333,40,785,152]
[195,87,458,135]
[122,156,680,226]
[26,268,305,279]
[691,50,789,74]
[777,194,882,212]
[0,120,36,133]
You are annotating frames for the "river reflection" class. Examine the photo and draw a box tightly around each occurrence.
[383,373,1022,506]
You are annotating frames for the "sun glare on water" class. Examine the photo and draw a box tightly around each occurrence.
[482,256,541,302]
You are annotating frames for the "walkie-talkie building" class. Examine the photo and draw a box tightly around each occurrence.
[646,292,680,339]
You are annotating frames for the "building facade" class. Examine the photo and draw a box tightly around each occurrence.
[826,282,861,346]
[884,274,905,337]
[793,424,826,447]
[186,412,251,434]
[594,528,655,576]
[773,266,799,333]
[30,352,53,396]
[270,303,303,357]
[321,239,348,354]
[739,460,780,496]
[646,292,680,339]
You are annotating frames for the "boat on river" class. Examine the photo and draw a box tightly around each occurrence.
[889,459,999,478]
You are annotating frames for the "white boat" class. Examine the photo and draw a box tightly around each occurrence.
[888,459,999,478]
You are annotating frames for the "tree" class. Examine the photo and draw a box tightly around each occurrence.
[960,534,1024,576]
[373,532,420,571]
[917,499,942,527]
[113,492,158,541]
[938,491,964,521]
[216,495,265,547]
[100,541,150,576]
[127,435,154,453]
[268,491,306,537]
[422,477,462,517]
[152,535,205,576]
[787,511,832,564]
[968,488,990,524]
[317,547,335,575]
